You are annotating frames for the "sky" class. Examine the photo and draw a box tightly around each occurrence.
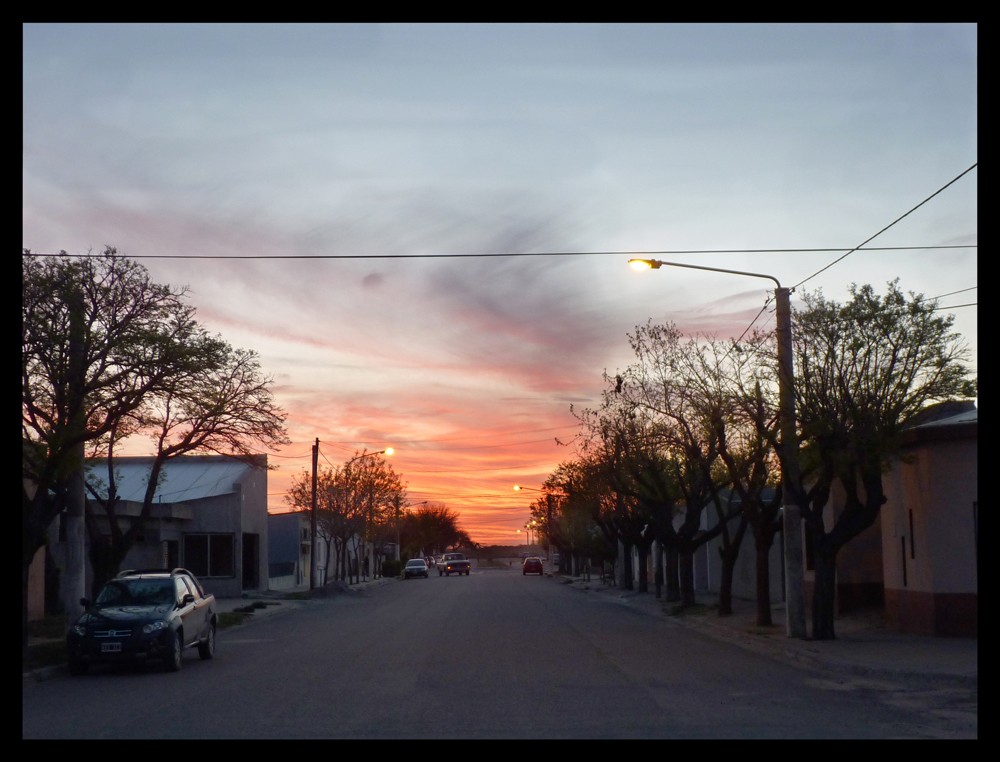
[22,23,977,547]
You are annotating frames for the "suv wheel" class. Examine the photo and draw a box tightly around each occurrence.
[198,623,216,660]
[68,656,88,676]
[164,631,183,672]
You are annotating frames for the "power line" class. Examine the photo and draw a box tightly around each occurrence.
[792,163,977,292]
[22,244,974,260]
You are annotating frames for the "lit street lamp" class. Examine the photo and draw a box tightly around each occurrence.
[518,520,537,547]
[514,485,551,564]
[628,257,806,639]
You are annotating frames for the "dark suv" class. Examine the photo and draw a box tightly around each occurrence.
[66,568,217,675]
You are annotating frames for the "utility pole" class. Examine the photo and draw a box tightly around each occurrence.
[310,438,318,589]
[775,287,807,638]
[394,495,401,562]
[546,495,553,567]
[628,258,807,638]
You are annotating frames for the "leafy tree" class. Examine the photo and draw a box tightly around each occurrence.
[790,281,976,639]
[22,249,207,652]
[340,451,407,578]
[400,502,453,559]
[413,503,469,553]
[540,463,612,576]
[286,450,406,583]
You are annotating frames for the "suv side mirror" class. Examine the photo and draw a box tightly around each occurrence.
[182,593,195,605]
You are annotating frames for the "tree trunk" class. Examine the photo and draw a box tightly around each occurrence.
[88,539,125,601]
[22,561,30,662]
[636,543,648,593]
[617,539,630,590]
[718,547,735,617]
[812,548,838,640]
[653,541,663,599]
[665,545,680,602]
[754,533,774,627]
[678,550,696,606]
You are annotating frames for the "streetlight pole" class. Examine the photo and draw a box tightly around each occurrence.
[310,438,319,589]
[628,258,807,639]
[514,485,553,564]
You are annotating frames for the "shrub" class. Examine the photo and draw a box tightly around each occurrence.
[381,559,402,578]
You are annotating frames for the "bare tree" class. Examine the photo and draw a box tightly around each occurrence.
[286,466,358,583]
[84,341,289,596]
[610,323,739,607]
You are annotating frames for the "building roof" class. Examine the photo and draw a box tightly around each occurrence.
[84,456,259,504]
[900,404,977,447]
[909,407,977,430]
[904,400,977,429]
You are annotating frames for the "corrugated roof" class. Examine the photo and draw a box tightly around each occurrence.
[911,408,977,430]
[84,457,253,504]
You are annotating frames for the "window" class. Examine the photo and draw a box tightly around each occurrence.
[183,533,235,578]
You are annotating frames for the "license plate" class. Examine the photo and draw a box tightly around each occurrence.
[101,642,123,653]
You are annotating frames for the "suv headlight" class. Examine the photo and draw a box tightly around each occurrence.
[142,620,169,634]
[71,624,86,637]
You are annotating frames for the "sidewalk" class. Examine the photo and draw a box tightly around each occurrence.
[556,574,978,688]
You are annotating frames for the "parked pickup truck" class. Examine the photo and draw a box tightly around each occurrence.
[436,552,471,576]
[66,567,217,675]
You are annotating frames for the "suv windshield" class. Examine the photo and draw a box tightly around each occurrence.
[96,579,175,607]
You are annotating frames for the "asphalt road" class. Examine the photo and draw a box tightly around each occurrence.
[21,566,975,739]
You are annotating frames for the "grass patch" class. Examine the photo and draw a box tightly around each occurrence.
[667,602,714,617]
[28,614,67,640]
[219,610,252,629]
[25,639,67,671]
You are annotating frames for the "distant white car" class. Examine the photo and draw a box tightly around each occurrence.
[403,558,429,579]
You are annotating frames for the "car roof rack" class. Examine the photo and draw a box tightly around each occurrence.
[115,568,195,578]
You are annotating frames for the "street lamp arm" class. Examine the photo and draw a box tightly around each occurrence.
[628,258,782,289]
[348,447,394,465]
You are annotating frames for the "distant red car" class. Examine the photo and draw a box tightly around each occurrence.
[522,557,544,575]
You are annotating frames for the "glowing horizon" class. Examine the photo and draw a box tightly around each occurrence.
[24,24,977,547]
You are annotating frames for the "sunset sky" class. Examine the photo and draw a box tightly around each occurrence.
[22,23,977,546]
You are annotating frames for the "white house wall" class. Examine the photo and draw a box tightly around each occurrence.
[881,427,977,635]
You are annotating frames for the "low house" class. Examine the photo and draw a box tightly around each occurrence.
[268,512,365,590]
[267,511,317,590]
[48,454,269,601]
[880,403,977,636]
